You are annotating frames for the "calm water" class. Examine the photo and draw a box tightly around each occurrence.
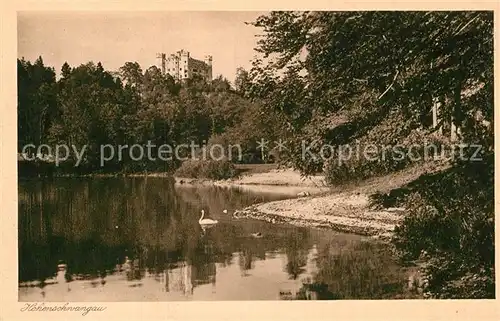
[18,177,413,301]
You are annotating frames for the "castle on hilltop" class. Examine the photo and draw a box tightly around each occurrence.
[156,50,212,81]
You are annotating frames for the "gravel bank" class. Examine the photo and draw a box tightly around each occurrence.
[233,193,405,240]
[176,165,448,239]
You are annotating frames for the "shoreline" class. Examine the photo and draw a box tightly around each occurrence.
[232,196,404,241]
[23,165,445,240]
[174,169,329,196]
[176,164,446,239]
[176,168,412,240]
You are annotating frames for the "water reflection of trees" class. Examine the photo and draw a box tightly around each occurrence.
[283,228,312,279]
[19,178,411,299]
[18,178,303,286]
[175,185,279,221]
[295,239,410,300]
[238,248,253,276]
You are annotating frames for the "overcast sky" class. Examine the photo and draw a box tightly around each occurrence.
[18,11,267,84]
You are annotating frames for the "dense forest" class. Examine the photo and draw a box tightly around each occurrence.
[17,58,281,174]
[18,11,494,298]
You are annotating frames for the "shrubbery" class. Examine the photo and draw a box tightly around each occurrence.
[249,11,494,299]
[323,129,448,185]
[174,159,238,180]
[387,156,495,299]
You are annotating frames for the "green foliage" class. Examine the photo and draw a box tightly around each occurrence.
[249,11,493,174]
[389,156,494,298]
[18,58,276,175]
[49,61,132,170]
[17,57,58,149]
[324,126,449,185]
[174,159,237,180]
[419,254,495,299]
[234,67,251,97]
[248,11,494,299]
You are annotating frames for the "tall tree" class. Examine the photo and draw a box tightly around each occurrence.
[17,57,58,150]
[249,11,493,173]
[119,62,144,88]
[234,67,251,96]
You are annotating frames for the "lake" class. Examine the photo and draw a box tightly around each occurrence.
[18,177,414,301]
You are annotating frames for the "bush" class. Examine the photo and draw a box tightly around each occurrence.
[419,253,495,299]
[205,133,267,164]
[175,159,237,180]
[323,129,449,186]
[391,156,495,299]
[323,143,421,186]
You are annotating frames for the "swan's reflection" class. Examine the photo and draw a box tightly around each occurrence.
[200,224,216,235]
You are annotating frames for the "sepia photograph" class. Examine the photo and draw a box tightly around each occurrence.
[13,7,495,307]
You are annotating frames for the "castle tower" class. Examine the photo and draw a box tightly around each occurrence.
[179,49,190,79]
[204,55,212,66]
[204,55,213,81]
[156,53,166,74]
[158,51,212,81]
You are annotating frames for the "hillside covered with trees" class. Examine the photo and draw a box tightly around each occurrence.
[246,11,494,299]
[18,58,281,175]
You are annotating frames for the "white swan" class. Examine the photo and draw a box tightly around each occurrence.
[199,210,218,225]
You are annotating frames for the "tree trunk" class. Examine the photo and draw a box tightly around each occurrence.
[432,97,443,135]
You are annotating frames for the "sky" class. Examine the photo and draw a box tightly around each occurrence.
[17,11,267,84]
